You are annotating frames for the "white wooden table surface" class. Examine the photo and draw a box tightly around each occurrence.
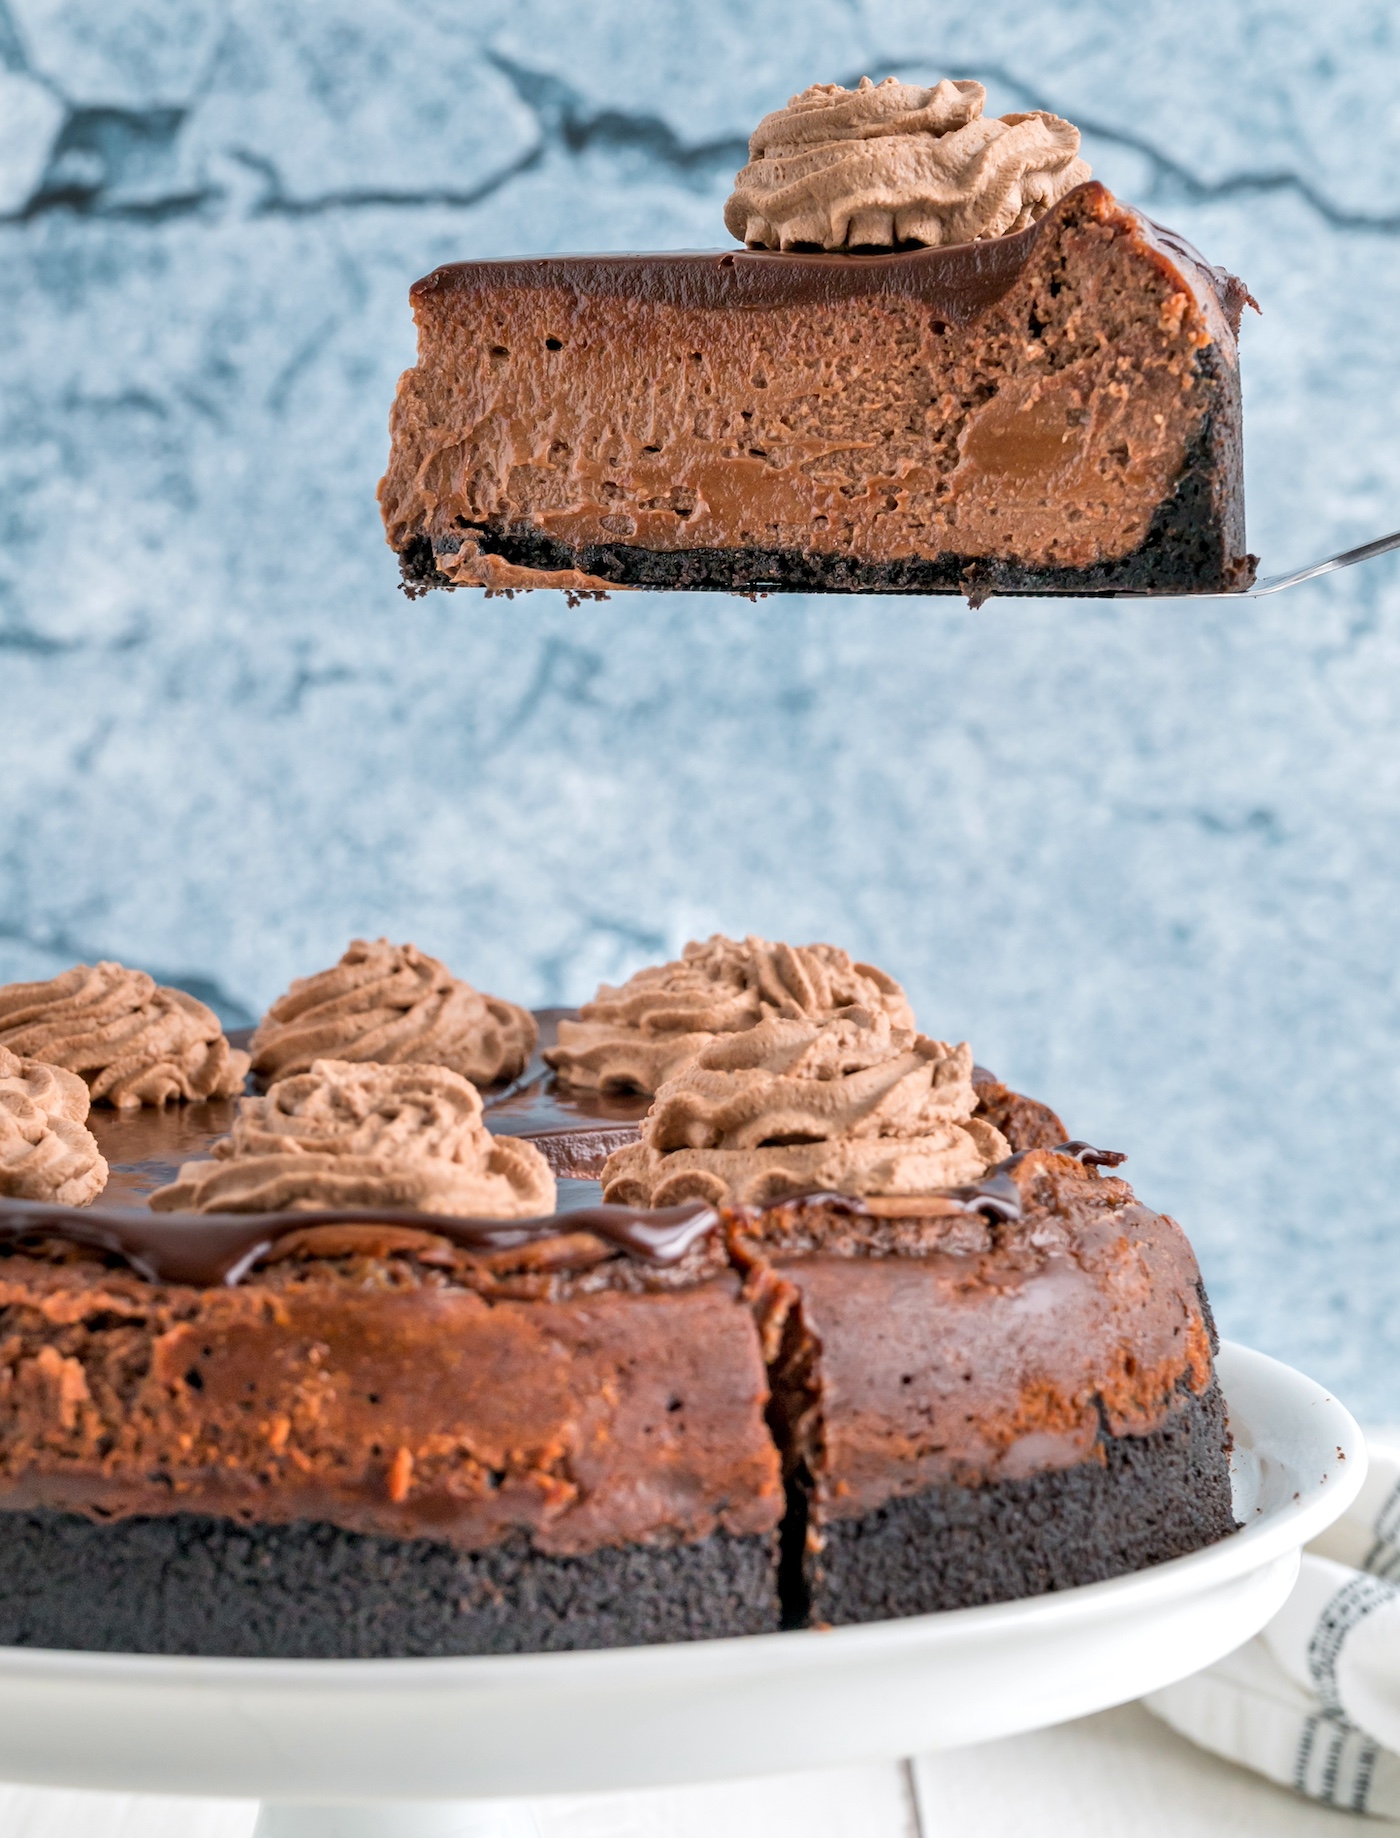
[0,1701,1386,1836]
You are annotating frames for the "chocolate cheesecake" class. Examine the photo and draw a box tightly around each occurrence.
[0,1003,1235,1655]
[381,80,1254,603]
[0,1135,1232,1654]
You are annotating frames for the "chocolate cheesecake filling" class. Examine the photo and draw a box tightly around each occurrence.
[381,183,1254,600]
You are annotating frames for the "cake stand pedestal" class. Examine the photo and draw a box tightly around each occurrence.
[0,1346,1361,1838]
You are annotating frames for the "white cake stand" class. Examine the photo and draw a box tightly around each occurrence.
[0,1342,1361,1837]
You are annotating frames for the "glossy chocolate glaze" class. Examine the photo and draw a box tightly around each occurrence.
[410,191,1240,364]
[412,221,1049,326]
[482,1008,648,1176]
[0,1003,1114,1289]
[0,1008,673,1283]
[1055,1140,1128,1169]
[89,1094,241,1209]
[0,1149,1122,1287]
[748,1167,1027,1228]
[0,1195,721,1286]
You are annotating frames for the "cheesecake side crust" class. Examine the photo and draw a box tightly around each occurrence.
[0,1511,778,1656]
[0,1243,783,1556]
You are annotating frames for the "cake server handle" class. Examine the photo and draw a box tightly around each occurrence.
[1160,525,1400,600]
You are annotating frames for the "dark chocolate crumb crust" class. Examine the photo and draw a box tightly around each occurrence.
[0,1516,778,1659]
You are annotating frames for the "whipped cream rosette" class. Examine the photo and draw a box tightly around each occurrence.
[0,1046,108,1205]
[151,1058,554,1218]
[251,939,536,1088]
[546,933,913,1097]
[0,962,248,1110]
[601,1006,1009,1209]
[725,75,1090,252]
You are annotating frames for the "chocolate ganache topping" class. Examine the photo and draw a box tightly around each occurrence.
[0,964,248,1110]
[0,1195,722,1287]
[546,934,913,1096]
[0,1047,108,1207]
[250,939,537,1088]
[601,1006,1010,1208]
[725,76,1090,252]
[150,1059,555,1219]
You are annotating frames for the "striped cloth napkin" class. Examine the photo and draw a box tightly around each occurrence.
[1146,1432,1400,1818]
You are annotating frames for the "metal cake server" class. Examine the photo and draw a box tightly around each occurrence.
[1148,525,1400,600]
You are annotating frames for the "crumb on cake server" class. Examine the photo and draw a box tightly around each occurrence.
[379,77,1255,604]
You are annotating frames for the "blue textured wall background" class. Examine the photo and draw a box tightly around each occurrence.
[2,2,1398,1415]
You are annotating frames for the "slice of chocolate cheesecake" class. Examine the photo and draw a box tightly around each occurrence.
[381,181,1254,603]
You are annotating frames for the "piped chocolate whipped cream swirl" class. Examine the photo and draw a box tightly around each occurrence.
[0,963,249,1110]
[546,933,913,1097]
[601,1006,1010,1209]
[724,75,1091,252]
[151,1059,555,1218]
[0,1047,108,1206]
[250,939,537,1088]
